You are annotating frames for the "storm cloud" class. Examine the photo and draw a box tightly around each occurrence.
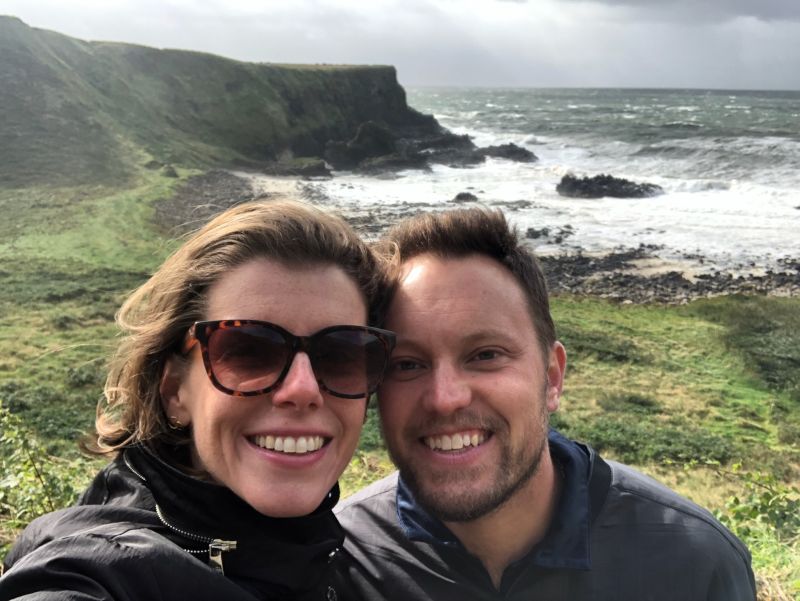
[2,0,799,89]
[555,0,800,22]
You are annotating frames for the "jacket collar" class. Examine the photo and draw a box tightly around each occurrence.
[123,444,344,598]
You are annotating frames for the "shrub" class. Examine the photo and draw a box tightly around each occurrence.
[557,414,734,464]
[0,402,92,556]
[66,362,105,389]
[557,322,650,365]
[597,393,661,414]
[359,404,386,452]
[717,464,800,543]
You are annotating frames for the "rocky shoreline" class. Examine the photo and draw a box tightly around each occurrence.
[538,248,800,303]
[157,170,800,304]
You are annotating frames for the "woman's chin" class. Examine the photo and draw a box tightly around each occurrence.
[239,481,337,518]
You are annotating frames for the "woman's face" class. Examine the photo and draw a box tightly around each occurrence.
[161,258,368,517]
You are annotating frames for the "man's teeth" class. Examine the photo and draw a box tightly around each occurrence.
[253,435,325,454]
[424,431,486,451]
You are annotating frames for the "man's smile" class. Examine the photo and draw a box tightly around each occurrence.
[422,430,489,451]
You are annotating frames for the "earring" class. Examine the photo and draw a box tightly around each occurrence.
[168,415,185,430]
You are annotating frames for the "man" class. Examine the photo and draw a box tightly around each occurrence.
[335,208,756,600]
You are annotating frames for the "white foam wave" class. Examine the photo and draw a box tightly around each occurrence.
[346,88,800,271]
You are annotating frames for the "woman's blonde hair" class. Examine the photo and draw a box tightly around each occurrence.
[90,199,385,456]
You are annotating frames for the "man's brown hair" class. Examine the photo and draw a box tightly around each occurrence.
[377,208,556,353]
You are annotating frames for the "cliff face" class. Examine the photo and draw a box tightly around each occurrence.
[0,16,437,186]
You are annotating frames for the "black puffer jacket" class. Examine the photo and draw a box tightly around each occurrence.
[0,445,350,600]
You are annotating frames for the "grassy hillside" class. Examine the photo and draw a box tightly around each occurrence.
[0,16,433,187]
[0,174,797,597]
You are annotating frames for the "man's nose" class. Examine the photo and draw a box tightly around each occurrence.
[270,352,324,410]
[422,364,472,415]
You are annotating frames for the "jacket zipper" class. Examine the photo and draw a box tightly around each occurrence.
[123,452,238,575]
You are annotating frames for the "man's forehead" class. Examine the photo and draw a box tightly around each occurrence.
[397,255,435,287]
[398,252,507,285]
[392,253,528,314]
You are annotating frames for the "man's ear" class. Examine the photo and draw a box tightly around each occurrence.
[545,342,567,413]
[160,356,191,426]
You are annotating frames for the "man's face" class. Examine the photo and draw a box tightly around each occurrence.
[379,253,566,522]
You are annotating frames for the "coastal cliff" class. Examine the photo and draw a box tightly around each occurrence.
[0,16,438,186]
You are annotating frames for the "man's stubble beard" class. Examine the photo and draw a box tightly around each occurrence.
[385,386,551,523]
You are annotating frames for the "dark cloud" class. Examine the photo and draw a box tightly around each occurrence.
[557,0,800,23]
[3,0,799,89]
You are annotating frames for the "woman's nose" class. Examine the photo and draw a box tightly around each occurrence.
[270,352,324,410]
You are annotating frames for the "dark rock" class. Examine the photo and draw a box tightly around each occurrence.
[324,121,398,170]
[526,227,550,239]
[161,165,178,178]
[324,141,358,170]
[264,158,331,177]
[289,133,326,157]
[404,132,485,169]
[357,152,430,174]
[478,143,537,163]
[326,125,483,172]
[410,132,474,152]
[556,174,663,199]
[495,200,532,210]
[426,148,486,168]
[351,121,397,156]
[451,191,478,203]
[526,225,574,244]
[535,243,800,304]
[144,159,163,170]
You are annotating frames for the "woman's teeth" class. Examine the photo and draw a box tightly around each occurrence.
[424,431,486,451]
[252,435,325,454]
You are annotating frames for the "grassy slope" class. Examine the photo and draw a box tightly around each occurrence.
[0,16,424,188]
[2,177,796,595]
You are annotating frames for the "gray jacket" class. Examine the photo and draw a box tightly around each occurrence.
[335,445,756,600]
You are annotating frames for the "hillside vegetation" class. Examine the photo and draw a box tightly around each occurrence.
[0,15,434,187]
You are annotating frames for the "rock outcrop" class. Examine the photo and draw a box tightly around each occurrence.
[479,143,537,163]
[556,174,664,199]
[0,16,440,186]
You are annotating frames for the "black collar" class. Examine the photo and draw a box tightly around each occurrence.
[124,445,344,598]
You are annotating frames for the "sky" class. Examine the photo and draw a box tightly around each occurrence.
[3,0,800,90]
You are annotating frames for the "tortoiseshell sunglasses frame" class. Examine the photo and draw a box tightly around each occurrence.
[182,319,396,399]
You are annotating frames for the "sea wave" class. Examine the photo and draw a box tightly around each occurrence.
[673,180,731,192]
[660,121,703,130]
[398,86,800,269]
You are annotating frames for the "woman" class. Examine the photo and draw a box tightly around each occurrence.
[0,200,395,600]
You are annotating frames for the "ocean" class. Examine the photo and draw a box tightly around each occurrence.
[308,88,800,274]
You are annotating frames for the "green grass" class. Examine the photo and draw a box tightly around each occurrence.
[0,170,183,453]
[0,175,797,598]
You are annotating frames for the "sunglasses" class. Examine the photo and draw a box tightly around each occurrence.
[182,319,396,399]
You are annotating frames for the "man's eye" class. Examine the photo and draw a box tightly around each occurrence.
[392,359,422,371]
[386,359,426,381]
[472,349,500,362]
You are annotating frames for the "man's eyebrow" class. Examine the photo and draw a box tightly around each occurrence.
[460,329,515,345]
[394,329,518,350]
